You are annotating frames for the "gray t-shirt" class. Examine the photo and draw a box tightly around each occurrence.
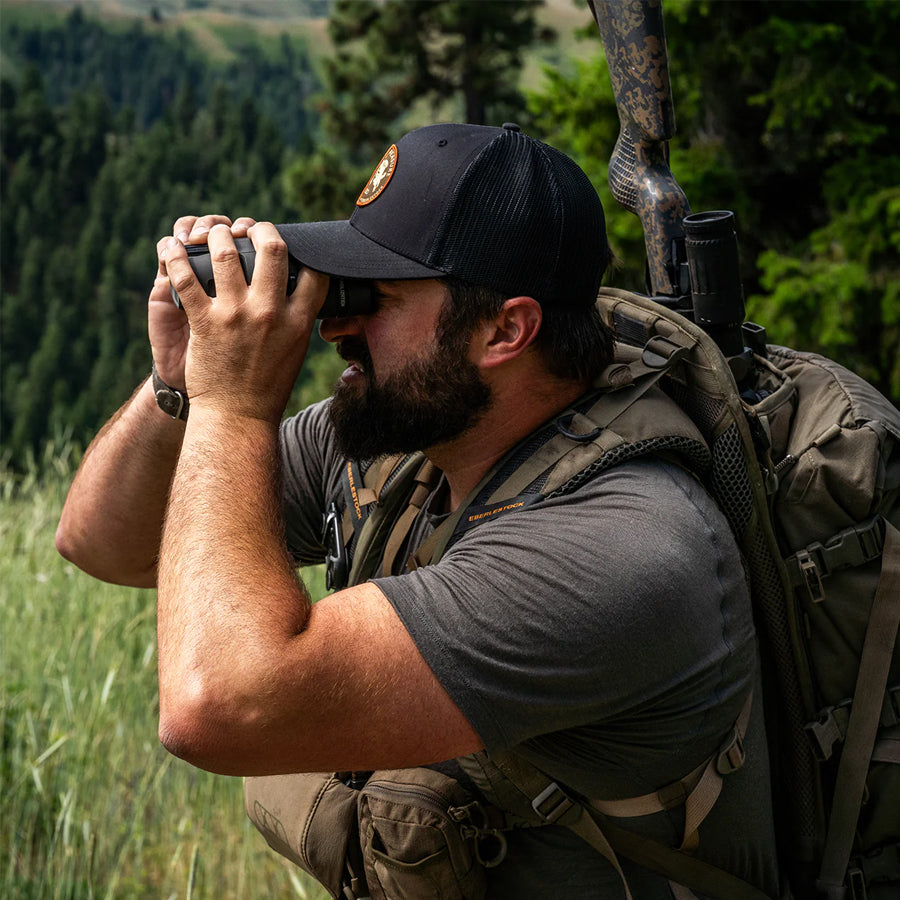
[280,400,780,898]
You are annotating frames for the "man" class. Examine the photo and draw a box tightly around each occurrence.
[57,122,779,897]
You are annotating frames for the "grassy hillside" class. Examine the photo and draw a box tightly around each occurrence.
[1,447,330,898]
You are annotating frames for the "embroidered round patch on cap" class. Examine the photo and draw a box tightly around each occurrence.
[357,144,398,206]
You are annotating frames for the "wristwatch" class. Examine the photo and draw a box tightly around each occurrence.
[151,362,189,421]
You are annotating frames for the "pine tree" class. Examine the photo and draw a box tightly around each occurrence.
[321,0,553,161]
[527,0,900,401]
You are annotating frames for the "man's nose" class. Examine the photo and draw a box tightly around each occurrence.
[318,314,363,344]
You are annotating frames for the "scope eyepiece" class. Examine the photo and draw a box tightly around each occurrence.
[683,210,745,358]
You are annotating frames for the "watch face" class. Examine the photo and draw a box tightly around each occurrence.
[153,373,188,421]
[155,388,179,418]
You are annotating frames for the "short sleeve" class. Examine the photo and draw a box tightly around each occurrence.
[279,399,345,565]
[374,458,757,797]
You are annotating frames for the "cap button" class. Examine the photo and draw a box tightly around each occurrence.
[502,122,521,132]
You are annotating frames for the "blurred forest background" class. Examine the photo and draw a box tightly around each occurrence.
[1,2,899,898]
[1,0,898,470]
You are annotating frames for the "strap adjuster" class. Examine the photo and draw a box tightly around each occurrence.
[797,548,826,603]
[716,728,746,775]
[641,335,688,370]
[856,517,885,560]
[788,518,886,604]
[804,704,849,761]
[531,782,574,824]
[847,866,867,900]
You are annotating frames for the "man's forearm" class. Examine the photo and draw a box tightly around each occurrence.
[156,409,310,764]
[56,377,186,587]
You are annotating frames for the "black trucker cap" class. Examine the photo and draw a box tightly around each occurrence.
[276,122,608,308]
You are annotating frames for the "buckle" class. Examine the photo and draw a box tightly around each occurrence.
[531,782,574,824]
[797,548,826,603]
[804,706,847,761]
[716,728,746,775]
[856,517,886,561]
[322,501,348,591]
[790,518,886,604]
[847,866,867,900]
[641,335,688,370]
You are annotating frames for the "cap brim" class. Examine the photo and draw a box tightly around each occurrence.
[276,221,445,281]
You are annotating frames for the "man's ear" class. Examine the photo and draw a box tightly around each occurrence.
[477,297,542,369]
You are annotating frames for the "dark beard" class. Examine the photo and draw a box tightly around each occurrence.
[328,333,492,461]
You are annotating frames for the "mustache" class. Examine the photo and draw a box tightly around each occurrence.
[337,338,373,372]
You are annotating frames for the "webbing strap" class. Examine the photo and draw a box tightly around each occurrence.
[592,693,752,852]
[467,695,763,899]
[784,516,886,604]
[477,753,635,900]
[565,807,634,900]
[817,519,900,897]
[591,755,709,818]
[571,805,772,899]
[342,453,408,543]
[373,454,406,497]
[682,761,719,853]
[408,485,483,571]
[596,816,773,900]
[341,460,375,536]
[381,460,440,577]
[345,452,427,587]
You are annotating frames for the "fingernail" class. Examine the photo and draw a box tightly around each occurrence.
[176,230,189,243]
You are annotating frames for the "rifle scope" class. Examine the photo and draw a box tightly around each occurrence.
[683,210,746,359]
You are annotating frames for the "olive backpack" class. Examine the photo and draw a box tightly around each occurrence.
[245,286,899,900]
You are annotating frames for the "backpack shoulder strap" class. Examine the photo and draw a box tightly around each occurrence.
[409,366,711,571]
[325,452,433,590]
[345,451,436,587]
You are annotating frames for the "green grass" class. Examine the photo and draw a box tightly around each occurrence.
[1,443,328,899]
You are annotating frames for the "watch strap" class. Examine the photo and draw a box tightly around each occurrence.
[151,362,189,421]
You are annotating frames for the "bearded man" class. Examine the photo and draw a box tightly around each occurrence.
[57,123,779,898]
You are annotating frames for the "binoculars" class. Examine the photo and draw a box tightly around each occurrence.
[170,237,377,318]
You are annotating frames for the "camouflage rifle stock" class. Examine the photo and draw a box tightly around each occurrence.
[589,0,763,382]
[587,0,690,303]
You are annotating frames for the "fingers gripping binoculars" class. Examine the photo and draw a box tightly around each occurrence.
[170,238,378,319]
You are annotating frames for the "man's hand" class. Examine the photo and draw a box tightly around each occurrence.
[163,221,328,425]
[151,214,257,391]
[57,213,261,586]
[156,222,484,777]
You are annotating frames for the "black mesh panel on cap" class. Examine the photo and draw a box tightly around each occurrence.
[429,129,606,307]
[551,143,608,306]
